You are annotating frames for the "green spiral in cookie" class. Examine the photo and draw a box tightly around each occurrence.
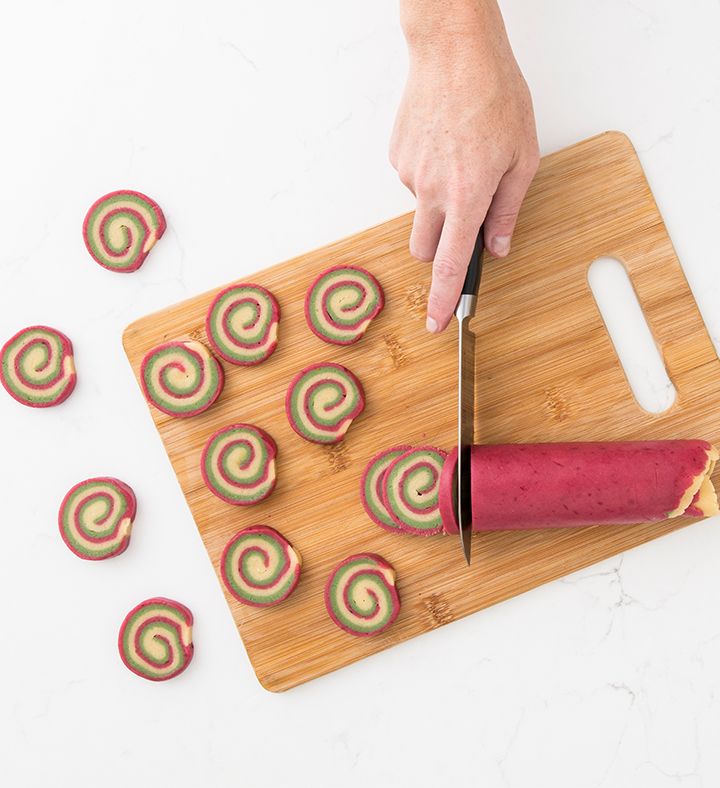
[324,553,400,636]
[221,526,301,607]
[58,477,136,560]
[305,265,384,345]
[141,340,223,418]
[205,283,280,365]
[0,325,76,408]
[285,362,364,444]
[201,424,277,505]
[83,190,166,272]
[383,446,446,535]
[118,598,194,681]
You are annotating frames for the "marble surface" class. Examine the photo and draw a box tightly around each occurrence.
[2,1,720,786]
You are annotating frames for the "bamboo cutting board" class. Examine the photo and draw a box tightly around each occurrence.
[123,131,720,691]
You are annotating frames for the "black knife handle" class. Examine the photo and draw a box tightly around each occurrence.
[461,226,484,297]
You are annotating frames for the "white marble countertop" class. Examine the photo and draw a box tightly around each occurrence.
[2,2,720,786]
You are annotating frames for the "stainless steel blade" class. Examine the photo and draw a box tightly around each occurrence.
[456,294,476,565]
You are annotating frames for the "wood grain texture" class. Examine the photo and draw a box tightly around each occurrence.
[122,131,720,691]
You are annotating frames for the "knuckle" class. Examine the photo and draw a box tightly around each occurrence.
[397,166,414,191]
[490,209,519,229]
[433,256,465,281]
[520,148,540,178]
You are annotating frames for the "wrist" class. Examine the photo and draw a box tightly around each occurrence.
[401,0,503,53]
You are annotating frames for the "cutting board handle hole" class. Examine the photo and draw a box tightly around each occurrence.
[588,256,676,414]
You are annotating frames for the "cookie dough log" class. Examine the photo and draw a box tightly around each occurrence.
[221,525,301,607]
[360,445,412,532]
[285,362,364,444]
[305,265,384,345]
[141,340,223,418]
[59,477,136,560]
[383,446,446,536]
[206,283,280,366]
[201,423,277,505]
[325,553,400,636]
[1,326,76,407]
[439,441,719,533]
[83,190,166,272]
[118,598,194,681]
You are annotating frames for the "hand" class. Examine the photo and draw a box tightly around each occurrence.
[390,0,539,333]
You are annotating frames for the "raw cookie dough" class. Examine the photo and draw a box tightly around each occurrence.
[0,325,76,407]
[206,283,280,366]
[383,446,446,536]
[285,362,364,444]
[141,340,223,418]
[325,553,400,636]
[305,265,384,345]
[118,597,194,681]
[83,189,166,272]
[360,445,412,532]
[220,525,301,607]
[59,477,136,560]
[201,423,277,505]
[439,441,720,533]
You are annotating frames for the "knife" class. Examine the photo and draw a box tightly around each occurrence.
[454,228,484,565]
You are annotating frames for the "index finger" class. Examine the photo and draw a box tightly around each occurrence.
[426,203,490,333]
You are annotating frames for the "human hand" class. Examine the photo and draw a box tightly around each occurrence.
[390,0,539,332]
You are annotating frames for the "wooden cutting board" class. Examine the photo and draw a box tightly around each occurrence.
[123,131,720,691]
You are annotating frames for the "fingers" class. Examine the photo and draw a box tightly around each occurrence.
[409,203,444,262]
[483,155,539,257]
[426,200,492,333]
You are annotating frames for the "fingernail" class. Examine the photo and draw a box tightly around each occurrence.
[492,235,511,256]
[426,316,439,334]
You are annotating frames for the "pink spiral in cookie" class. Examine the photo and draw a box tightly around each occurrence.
[305,265,384,345]
[285,362,365,444]
[118,597,194,682]
[382,446,447,536]
[1,325,76,408]
[141,340,224,418]
[205,283,280,366]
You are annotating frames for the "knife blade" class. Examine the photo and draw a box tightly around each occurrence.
[454,229,484,565]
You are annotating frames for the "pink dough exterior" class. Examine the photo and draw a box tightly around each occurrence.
[440,441,717,533]
[360,445,413,532]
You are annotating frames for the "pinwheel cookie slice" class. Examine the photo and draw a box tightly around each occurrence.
[206,283,280,366]
[383,446,446,536]
[201,423,277,505]
[285,362,364,444]
[305,265,384,345]
[325,553,400,636]
[118,597,194,681]
[221,526,301,607]
[83,189,166,273]
[59,477,136,560]
[361,445,413,532]
[1,326,76,408]
[141,340,223,418]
